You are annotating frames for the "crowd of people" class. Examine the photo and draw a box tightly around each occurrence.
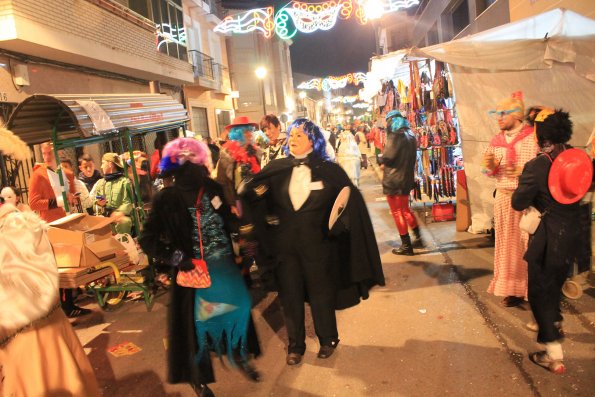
[0,96,591,396]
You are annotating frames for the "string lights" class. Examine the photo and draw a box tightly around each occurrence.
[214,0,419,39]
[297,72,368,92]
[214,7,275,38]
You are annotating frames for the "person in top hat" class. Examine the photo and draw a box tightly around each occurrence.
[216,116,262,285]
[216,116,261,216]
[482,93,539,307]
[380,110,424,255]
[242,118,384,366]
[511,109,592,374]
[93,152,134,235]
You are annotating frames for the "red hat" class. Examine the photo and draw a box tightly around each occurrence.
[225,116,259,131]
[548,148,593,204]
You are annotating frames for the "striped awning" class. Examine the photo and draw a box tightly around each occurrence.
[7,93,189,145]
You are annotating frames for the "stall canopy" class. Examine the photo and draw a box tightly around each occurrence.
[367,9,595,232]
[7,93,189,145]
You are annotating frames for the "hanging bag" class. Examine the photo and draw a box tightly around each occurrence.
[518,154,553,235]
[176,187,212,288]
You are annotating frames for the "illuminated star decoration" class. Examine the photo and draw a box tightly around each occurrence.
[297,73,367,92]
[213,7,275,38]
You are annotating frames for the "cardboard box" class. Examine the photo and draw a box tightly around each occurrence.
[48,213,127,268]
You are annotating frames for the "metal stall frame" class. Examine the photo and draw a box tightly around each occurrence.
[7,93,189,310]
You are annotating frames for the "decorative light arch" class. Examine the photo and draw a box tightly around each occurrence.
[297,72,368,92]
[214,0,419,39]
[214,7,275,38]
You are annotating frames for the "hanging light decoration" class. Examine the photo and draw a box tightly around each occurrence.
[214,7,275,38]
[297,73,367,92]
[214,0,419,39]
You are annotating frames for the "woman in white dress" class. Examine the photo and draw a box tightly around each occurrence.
[336,131,361,186]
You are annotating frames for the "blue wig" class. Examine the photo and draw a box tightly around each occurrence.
[227,125,256,145]
[286,118,330,161]
[386,110,410,133]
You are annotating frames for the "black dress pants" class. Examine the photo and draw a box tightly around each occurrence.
[527,258,569,344]
[276,244,338,355]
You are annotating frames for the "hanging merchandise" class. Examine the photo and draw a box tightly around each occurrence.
[376,58,463,213]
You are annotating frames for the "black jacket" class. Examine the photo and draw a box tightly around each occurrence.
[243,155,385,309]
[380,128,417,195]
[511,148,582,265]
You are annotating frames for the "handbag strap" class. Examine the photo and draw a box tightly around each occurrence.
[194,187,205,260]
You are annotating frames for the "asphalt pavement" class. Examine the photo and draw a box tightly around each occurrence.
[72,166,595,397]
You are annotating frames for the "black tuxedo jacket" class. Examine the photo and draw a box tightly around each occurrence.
[244,155,385,309]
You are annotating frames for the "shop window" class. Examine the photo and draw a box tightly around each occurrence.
[191,107,209,139]
[151,0,187,61]
[216,110,232,137]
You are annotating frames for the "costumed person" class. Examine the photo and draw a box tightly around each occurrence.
[243,118,384,366]
[380,110,424,256]
[482,93,539,307]
[28,142,89,318]
[216,116,262,285]
[92,152,134,235]
[512,109,592,374]
[0,186,30,212]
[139,138,261,397]
[77,153,102,192]
[0,202,101,397]
[336,128,361,186]
[260,114,287,168]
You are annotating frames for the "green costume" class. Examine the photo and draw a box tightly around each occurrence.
[94,175,133,234]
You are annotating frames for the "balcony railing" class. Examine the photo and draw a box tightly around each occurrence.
[189,50,214,79]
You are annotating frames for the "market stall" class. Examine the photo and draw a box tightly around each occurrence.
[364,51,463,224]
[365,8,595,232]
[6,93,189,309]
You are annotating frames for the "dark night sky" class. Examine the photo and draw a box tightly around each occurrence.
[289,17,376,77]
[222,0,377,78]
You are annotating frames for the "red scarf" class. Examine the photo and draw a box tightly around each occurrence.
[489,124,533,174]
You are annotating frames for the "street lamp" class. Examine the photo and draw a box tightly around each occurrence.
[255,66,267,116]
[364,0,384,55]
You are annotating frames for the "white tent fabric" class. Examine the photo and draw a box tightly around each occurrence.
[368,8,595,231]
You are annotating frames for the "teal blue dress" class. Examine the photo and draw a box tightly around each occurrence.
[190,193,251,361]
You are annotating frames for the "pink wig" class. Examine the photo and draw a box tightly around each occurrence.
[160,138,213,173]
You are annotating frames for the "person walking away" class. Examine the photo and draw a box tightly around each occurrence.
[140,138,261,396]
[380,110,424,255]
[511,109,592,374]
[93,152,134,235]
[336,129,361,186]
[482,93,539,307]
[355,126,368,169]
[243,118,384,366]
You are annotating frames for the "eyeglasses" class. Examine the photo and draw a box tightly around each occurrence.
[488,108,521,118]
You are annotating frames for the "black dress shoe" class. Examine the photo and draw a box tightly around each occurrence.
[286,352,303,365]
[65,305,92,318]
[317,345,336,359]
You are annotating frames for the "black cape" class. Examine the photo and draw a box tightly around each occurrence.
[242,155,385,310]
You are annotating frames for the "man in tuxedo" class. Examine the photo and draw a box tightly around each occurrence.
[244,119,384,366]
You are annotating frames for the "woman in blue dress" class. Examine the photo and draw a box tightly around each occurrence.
[140,138,260,397]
